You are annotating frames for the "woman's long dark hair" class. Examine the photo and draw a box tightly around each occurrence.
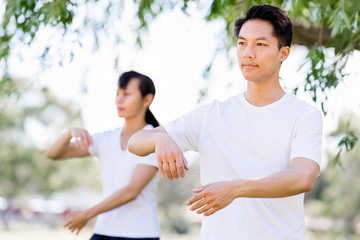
[118,71,159,127]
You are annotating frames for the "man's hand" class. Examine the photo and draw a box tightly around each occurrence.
[155,133,188,180]
[64,210,90,235]
[186,181,239,216]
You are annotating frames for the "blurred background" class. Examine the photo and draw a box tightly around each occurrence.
[1,0,360,239]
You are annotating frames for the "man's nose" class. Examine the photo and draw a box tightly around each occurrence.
[243,44,255,59]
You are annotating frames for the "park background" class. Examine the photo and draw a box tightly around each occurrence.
[1,0,360,239]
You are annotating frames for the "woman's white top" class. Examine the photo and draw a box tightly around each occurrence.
[88,125,160,238]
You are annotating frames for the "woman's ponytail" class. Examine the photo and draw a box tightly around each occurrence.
[145,109,159,128]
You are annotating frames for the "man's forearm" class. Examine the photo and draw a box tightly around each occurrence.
[233,159,319,198]
[186,160,319,216]
[128,128,165,156]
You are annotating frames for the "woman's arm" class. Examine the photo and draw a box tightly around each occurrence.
[46,128,92,160]
[187,157,319,216]
[64,164,158,234]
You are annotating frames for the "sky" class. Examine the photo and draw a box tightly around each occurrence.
[4,1,360,167]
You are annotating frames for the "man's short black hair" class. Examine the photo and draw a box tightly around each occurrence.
[234,5,292,48]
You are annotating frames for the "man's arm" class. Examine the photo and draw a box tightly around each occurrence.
[128,126,188,180]
[64,164,157,234]
[127,126,164,157]
[187,157,319,216]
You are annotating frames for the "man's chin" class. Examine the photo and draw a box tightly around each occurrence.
[243,76,261,82]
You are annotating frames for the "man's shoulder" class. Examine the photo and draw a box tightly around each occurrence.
[207,94,243,109]
[288,94,323,121]
[286,93,318,110]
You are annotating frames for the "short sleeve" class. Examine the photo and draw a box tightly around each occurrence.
[163,103,211,152]
[88,132,101,157]
[290,109,323,166]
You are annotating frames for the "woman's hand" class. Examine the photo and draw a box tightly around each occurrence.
[70,128,93,151]
[46,128,92,160]
[64,210,91,235]
[155,133,188,180]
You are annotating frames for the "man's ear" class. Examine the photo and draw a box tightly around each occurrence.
[143,94,154,108]
[280,46,290,63]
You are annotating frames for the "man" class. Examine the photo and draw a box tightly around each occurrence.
[128,5,322,240]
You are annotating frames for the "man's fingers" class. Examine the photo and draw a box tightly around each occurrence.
[182,155,189,170]
[169,157,179,179]
[162,160,173,180]
[175,154,185,178]
[187,192,206,206]
[203,206,218,216]
[157,158,164,178]
[189,198,208,211]
[196,202,214,214]
[193,184,208,193]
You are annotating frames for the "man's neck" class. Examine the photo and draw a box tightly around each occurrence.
[245,81,285,107]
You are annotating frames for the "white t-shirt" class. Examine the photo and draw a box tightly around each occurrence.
[88,125,160,238]
[164,93,323,240]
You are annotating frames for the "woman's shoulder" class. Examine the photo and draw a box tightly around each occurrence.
[91,127,122,140]
[143,124,155,130]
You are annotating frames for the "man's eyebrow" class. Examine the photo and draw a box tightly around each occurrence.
[256,36,270,41]
[237,36,270,41]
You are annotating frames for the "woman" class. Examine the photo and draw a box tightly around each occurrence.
[46,71,160,240]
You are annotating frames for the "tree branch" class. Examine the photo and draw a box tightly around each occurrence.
[292,21,360,50]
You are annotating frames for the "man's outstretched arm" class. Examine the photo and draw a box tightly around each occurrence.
[187,157,319,216]
[128,126,188,180]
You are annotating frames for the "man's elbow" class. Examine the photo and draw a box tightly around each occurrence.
[127,141,136,155]
[127,141,146,157]
[300,173,317,192]
[126,187,141,201]
[128,134,152,157]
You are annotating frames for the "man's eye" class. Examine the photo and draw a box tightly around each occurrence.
[257,43,266,46]
[238,41,245,46]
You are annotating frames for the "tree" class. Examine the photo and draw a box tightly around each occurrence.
[1,0,359,160]
[0,78,101,228]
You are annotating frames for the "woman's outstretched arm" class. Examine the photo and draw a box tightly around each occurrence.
[46,128,92,160]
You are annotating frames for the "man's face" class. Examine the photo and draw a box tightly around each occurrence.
[236,19,289,83]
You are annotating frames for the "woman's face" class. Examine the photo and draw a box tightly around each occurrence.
[115,78,147,119]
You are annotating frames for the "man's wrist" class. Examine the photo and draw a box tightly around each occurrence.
[154,132,169,145]
[231,179,248,198]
